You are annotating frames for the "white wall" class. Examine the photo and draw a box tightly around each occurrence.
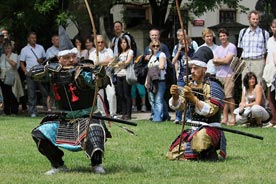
[184,0,258,38]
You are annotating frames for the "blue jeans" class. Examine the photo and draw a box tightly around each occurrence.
[148,81,169,122]
[175,81,191,121]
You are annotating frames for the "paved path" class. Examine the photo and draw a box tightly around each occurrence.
[131,111,175,121]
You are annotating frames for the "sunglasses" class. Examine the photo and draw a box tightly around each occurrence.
[97,41,104,44]
[152,45,160,48]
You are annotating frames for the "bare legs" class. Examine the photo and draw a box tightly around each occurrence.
[221,98,235,125]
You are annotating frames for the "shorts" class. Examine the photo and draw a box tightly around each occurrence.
[216,76,234,99]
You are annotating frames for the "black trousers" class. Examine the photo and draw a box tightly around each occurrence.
[116,76,132,117]
[0,80,18,115]
[32,129,102,168]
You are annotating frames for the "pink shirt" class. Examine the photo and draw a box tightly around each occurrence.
[214,42,237,77]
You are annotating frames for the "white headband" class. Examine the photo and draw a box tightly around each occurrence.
[58,48,78,57]
[188,60,207,68]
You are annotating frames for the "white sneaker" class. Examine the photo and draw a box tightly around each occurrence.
[263,122,274,128]
[174,120,180,124]
[141,105,147,112]
[132,106,138,112]
[92,165,106,174]
[30,113,37,118]
[45,165,68,175]
[111,114,119,119]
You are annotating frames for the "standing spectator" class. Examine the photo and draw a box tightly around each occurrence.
[263,19,276,127]
[89,35,117,118]
[237,10,269,86]
[0,43,23,115]
[2,29,16,52]
[200,28,218,76]
[111,21,131,57]
[144,28,170,59]
[46,34,59,59]
[45,34,60,112]
[19,32,48,117]
[111,21,125,114]
[73,35,84,59]
[81,35,95,60]
[145,40,169,122]
[171,29,191,124]
[213,28,237,125]
[144,28,171,121]
[111,21,136,114]
[114,36,133,120]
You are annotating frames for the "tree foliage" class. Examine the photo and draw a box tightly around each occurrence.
[148,0,250,30]
[0,0,275,51]
[0,0,115,50]
[184,0,249,16]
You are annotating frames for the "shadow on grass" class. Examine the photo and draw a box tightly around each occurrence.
[69,164,145,174]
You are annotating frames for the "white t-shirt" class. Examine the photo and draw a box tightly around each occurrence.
[89,48,113,64]
[148,51,167,80]
[116,49,134,77]
[266,37,276,65]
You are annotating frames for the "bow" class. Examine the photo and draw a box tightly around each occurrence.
[175,0,190,159]
[82,0,100,150]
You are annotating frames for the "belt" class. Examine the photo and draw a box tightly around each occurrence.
[243,56,265,60]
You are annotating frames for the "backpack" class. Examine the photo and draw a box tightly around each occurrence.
[122,32,137,58]
[134,55,148,85]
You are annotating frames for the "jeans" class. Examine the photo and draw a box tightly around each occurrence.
[27,77,48,114]
[148,81,169,122]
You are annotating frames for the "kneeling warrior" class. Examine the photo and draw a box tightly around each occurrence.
[31,48,112,175]
[166,46,227,161]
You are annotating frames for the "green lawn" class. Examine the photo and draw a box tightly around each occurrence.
[0,115,276,184]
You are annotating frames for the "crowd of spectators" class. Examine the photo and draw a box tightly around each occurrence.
[0,10,275,128]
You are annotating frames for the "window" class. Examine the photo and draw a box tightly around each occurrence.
[125,8,146,28]
[219,10,236,23]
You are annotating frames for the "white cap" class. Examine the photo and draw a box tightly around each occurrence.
[58,48,78,57]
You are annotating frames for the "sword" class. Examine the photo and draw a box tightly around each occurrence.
[39,111,137,127]
[186,121,263,140]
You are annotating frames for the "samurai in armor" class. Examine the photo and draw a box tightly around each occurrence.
[166,46,227,161]
[31,47,110,175]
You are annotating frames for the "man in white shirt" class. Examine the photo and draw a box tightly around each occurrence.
[46,34,59,59]
[20,32,48,117]
[89,35,117,118]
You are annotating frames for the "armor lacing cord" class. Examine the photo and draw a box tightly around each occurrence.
[63,85,75,119]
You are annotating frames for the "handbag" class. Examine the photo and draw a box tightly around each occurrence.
[126,60,138,85]
[3,58,16,86]
[4,69,16,86]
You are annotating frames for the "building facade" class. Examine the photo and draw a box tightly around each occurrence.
[110,0,259,52]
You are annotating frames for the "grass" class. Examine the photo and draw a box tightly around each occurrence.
[1,114,276,184]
